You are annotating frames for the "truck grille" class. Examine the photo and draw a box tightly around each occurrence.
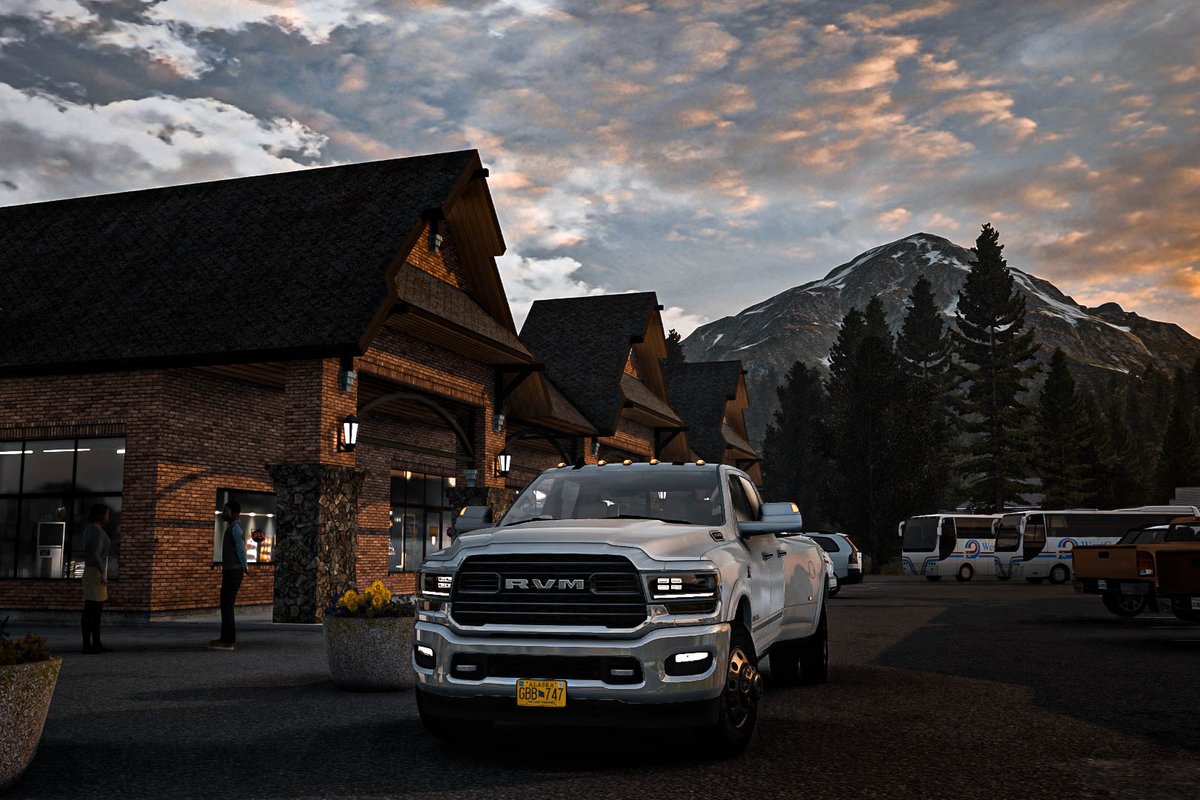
[450,554,647,628]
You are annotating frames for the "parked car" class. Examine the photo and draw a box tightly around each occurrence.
[820,549,839,597]
[805,532,864,585]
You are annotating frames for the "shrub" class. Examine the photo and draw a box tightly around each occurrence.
[0,617,52,666]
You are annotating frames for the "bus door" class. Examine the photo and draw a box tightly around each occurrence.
[938,517,957,561]
[1022,514,1047,567]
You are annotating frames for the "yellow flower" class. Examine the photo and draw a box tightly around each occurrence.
[337,589,362,613]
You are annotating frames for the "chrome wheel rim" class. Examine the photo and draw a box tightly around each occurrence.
[1118,595,1145,614]
[724,646,762,729]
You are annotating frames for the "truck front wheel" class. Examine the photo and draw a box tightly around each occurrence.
[700,625,762,756]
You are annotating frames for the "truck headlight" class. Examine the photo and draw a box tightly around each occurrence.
[645,571,720,615]
[420,570,455,598]
[646,571,720,600]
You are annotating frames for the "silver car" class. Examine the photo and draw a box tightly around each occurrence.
[820,549,839,597]
[806,532,864,585]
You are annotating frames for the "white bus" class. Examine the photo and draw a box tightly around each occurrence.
[899,514,999,582]
[992,506,1200,584]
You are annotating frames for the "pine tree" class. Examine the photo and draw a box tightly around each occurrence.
[952,224,1040,512]
[1104,383,1149,506]
[825,299,911,572]
[1034,349,1092,508]
[762,362,831,527]
[1156,369,1200,502]
[898,276,953,382]
[664,329,685,364]
[896,276,956,512]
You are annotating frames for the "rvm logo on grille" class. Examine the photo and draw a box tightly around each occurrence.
[505,578,586,590]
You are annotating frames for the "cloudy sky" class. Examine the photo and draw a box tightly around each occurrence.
[2,1,1198,336]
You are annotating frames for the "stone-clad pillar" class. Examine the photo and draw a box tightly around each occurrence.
[268,463,366,623]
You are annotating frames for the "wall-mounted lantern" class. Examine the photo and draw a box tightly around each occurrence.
[338,414,359,452]
[496,450,512,478]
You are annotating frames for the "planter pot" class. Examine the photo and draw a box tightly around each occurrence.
[0,657,61,791]
[322,616,415,691]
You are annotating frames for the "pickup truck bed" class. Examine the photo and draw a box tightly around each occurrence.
[1153,549,1200,623]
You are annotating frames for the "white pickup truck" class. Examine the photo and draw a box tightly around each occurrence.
[413,461,831,754]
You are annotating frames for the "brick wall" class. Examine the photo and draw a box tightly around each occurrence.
[406,221,471,290]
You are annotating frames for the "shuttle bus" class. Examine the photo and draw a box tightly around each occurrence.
[992,506,1200,584]
[900,514,999,582]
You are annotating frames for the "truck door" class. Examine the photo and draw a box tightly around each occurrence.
[730,475,784,643]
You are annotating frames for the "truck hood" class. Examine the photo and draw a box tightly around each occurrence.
[446,519,723,564]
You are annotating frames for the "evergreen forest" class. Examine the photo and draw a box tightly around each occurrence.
[758,225,1200,572]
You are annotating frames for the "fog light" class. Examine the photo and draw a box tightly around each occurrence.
[414,644,436,670]
[665,651,713,676]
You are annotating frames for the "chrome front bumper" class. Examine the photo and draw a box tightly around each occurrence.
[414,620,730,704]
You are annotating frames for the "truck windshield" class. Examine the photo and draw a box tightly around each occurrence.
[995,515,1023,551]
[902,518,938,552]
[500,467,725,527]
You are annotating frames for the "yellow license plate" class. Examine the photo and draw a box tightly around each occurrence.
[516,679,567,708]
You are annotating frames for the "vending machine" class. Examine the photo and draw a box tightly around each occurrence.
[37,521,66,579]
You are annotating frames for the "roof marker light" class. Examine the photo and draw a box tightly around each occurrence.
[649,458,659,465]
[622,459,632,466]
[597,460,607,466]
[695,459,706,466]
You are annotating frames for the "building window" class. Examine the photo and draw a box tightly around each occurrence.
[213,489,277,565]
[0,437,125,580]
[389,472,454,573]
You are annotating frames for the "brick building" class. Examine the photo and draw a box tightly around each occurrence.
[662,361,762,484]
[519,293,692,469]
[0,149,595,621]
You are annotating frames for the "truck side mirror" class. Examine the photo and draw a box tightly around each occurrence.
[452,506,494,535]
[738,502,804,536]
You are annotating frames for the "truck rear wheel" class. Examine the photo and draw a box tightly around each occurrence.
[699,625,761,756]
[797,608,829,685]
[1049,564,1070,584]
[1102,593,1148,617]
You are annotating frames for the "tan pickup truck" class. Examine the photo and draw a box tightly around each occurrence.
[1154,548,1200,623]
[1071,518,1200,617]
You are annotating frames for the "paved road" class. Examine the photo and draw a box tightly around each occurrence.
[7,578,1199,799]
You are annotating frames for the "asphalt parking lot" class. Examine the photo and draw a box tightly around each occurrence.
[7,578,1199,799]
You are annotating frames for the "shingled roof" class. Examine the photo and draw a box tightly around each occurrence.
[662,361,757,463]
[0,150,483,375]
[520,293,666,434]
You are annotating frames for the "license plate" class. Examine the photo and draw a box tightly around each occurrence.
[516,679,567,708]
[1191,597,1200,611]
[1096,579,1107,590]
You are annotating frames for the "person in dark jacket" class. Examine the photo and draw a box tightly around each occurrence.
[209,501,248,650]
[81,503,111,654]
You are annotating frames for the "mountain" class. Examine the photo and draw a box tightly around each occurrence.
[682,233,1200,446]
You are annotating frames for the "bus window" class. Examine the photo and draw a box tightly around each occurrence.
[902,518,938,553]
[938,518,956,560]
[995,515,1022,552]
[954,518,995,538]
[1023,514,1047,562]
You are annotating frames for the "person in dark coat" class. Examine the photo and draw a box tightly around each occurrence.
[81,503,111,654]
[209,500,248,650]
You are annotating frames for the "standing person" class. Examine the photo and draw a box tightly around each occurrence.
[209,500,248,651]
[81,503,111,654]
